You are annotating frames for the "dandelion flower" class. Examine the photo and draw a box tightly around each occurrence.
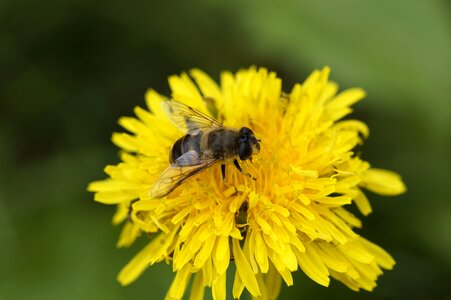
[88,67,406,299]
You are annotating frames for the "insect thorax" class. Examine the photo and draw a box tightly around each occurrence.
[205,128,239,159]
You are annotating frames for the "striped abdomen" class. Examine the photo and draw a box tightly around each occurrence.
[169,133,202,164]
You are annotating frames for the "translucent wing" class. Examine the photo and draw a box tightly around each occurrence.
[174,149,202,166]
[161,100,223,134]
[149,150,218,198]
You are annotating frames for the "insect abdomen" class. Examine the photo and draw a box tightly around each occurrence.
[170,134,202,164]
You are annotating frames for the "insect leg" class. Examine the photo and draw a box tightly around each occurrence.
[221,163,226,181]
[233,159,256,180]
[233,159,243,173]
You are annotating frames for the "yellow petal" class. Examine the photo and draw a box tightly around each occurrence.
[338,242,374,264]
[354,188,372,216]
[189,272,205,300]
[116,222,140,248]
[295,244,330,287]
[111,133,138,152]
[334,207,362,228]
[360,168,407,196]
[117,234,165,285]
[211,272,226,300]
[256,217,273,235]
[168,73,205,109]
[267,250,293,286]
[194,235,216,268]
[87,179,135,192]
[112,202,128,225]
[167,265,192,300]
[315,243,349,273]
[232,239,261,297]
[190,69,223,109]
[213,236,230,275]
[360,237,395,270]
[290,165,318,178]
[254,231,269,273]
[94,191,136,204]
[201,257,213,287]
[327,88,366,110]
[334,119,369,138]
[280,246,298,272]
[265,263,283,300]
[232,269,245,299]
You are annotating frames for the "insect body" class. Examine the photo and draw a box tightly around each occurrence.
[149,100,261,198]
[235,200,249,232]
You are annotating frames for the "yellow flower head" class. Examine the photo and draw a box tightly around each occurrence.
[88,67,406,299]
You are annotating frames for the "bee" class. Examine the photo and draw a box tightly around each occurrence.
[149,100,261,198]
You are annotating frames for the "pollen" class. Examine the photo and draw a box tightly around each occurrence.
[88,66,406,300]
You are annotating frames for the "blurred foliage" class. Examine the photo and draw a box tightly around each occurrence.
[1,0,450,299]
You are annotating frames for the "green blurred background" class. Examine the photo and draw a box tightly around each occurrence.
[1,0,450,299]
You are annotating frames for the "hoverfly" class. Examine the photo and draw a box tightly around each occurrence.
[149,100,261,198]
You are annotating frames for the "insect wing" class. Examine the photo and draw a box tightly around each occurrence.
[149,159,218,198]
[174,149,203,166]
[162,100,222,135]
